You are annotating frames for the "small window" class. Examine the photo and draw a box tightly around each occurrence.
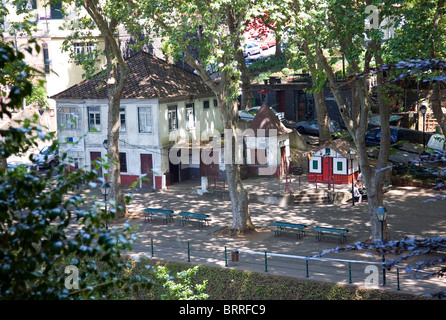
[138,106,153,133]
[58,107,79,130]
[86,42,96,54]
[203,100,210,109]
[312,160,318,170]
[337,161,343,171]
[325,148,331,156]
[119,153,127,173]
[185,103,195,129]
[168,105,178,131]
[213,99,218,108]
[73,42,96,60]
[74,43,84,56]
[16,0,37,10]
[43,43,50,74]
[50,2,63,19]
[72,157,80,170]
[88,106,101,132]
[119,107,126,132]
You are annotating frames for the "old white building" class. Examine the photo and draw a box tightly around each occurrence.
[51,51,224,189]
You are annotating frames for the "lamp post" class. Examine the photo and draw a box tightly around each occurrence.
[348,150,356,206]
[101,182,111,230]
[420,104,427,153]
[376,206,388,286]
[102,139,109,151]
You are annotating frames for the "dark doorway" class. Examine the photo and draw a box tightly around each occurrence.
[140,154,153,188]
[90,151,102,178]
[322,156,332,183]
[169,161,180,184]
[276,90,286,113]
[200,149,220,178]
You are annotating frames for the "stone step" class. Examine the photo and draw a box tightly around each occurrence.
[293,190,329,204]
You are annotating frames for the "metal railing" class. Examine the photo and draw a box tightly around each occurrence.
[141,237,441,295]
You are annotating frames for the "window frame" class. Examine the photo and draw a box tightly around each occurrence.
[185,103,195,130]
[168,105,178,132]
[119,152,127,173]
[57,106,80,130]
[138,106,153,134]
[73,42,84,56]
[119,107,127,132]
[50,2,64,19]
[87,106,101,132]
[43,43,50,74]
[16,0,37,10]
[333,158,347,175]
[309,157,322,174]
[86,42,97,54]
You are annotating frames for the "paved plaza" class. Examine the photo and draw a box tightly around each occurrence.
[107,176,446,298]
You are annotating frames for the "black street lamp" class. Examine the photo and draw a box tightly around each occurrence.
[376,206,388,286]
[348,149,356,206]
[101,182,111,230]
[102,139,109,151]
[420,103,427,153]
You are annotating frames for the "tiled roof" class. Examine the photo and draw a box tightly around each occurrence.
[317,139,356,159]
[248,103,292,136]
[50,51,213,101]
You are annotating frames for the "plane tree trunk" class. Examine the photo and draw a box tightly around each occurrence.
[83,3,129,217]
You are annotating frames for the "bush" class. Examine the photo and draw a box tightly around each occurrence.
[248,55,287,73]
[127,260,425,300]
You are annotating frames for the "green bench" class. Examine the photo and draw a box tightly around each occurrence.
[314,226,348,243]
[144,208,174,224]
[382,180,392,193]
[272,221,307,239]
[179,212,210,228]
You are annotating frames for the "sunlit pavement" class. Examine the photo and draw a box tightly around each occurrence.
[104,176,446,298]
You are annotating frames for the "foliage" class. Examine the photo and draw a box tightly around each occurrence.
[140,0,259,232]
[155,265,208,300]
[313,237,446,298]
[26,85,50,109]
[0,120,151,299]
[247,55,287,73]
[383,0,446,63]
[141,0,258,102]
[1,34,150,299]
[0,40,34,119]
[0,34,210,299]
[136,260,425,300]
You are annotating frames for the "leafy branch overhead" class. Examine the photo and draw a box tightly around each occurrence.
[314,237,446,285]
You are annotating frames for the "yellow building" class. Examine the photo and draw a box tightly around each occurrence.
[2,0,107,97]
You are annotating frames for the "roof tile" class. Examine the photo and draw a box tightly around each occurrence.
[51,51,213,101]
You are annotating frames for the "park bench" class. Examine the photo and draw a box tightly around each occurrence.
[272,221,307,239]
[314,226,348,243]
[382,180,392,193]
[179,212,210,228]
[144,208,174,224]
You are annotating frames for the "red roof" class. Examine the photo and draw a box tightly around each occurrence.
[248,103,291,136]
[50,51,213,102]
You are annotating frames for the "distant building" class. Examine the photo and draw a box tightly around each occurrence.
[244,103,292,178]
[308,140,359,185]
[250,77,346,128]
[51,51,224,189]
